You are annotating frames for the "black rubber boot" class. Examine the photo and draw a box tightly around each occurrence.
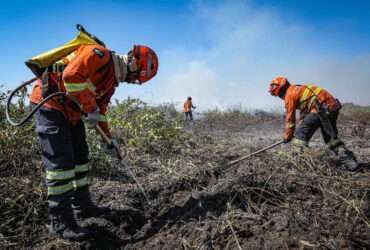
[72,186,110,220]
[333,145,359,171]
[48,196,91,241]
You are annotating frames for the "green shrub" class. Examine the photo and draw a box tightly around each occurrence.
[107,98,186,155]
[0,87,39,175]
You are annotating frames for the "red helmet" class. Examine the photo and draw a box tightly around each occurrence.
[269,76,290,96]
[132,45,158,83]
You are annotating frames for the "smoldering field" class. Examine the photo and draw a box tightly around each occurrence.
[1,98,369,249]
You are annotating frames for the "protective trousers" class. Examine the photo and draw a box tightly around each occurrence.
[295,110,338,144]
[294,110,358,170]
[35,108,90,221]
[185,111,193,121]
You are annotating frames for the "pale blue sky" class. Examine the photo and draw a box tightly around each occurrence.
[1,0,369,110]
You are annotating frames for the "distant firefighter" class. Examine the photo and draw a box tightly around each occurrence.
[183,96,196,121]
[268,76,358,170]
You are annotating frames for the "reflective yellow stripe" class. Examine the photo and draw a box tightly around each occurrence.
[307,95,317,108]
[299,86,311,109]
[66,52,77,61]
[73,177,89,188]
[307,85,322,109]
[64,82,88,93]
[311,87,322,102]
[75,164,89,173]
[97,89,108,99]
[48,182,74,196]
[287,122,295,129]
[300,86,311,101]
[313,87,322,95]
[299,84,322,110]
[46,169,75,180]
[55,58,64,64]
[99,114,107,122]
[87,79,97,95]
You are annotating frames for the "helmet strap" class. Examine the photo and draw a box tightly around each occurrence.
[278,82,290,99]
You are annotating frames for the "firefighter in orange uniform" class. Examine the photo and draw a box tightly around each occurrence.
[268,76,358,170]
[184,96,196,121]
[30,44,158,240]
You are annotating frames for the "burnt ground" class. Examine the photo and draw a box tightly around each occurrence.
[1,114,369,249]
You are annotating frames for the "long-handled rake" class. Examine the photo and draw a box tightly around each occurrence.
[227,139,285,167]
[205,139,285,180]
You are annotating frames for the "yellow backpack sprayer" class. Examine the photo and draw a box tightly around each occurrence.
[6,24,104,127]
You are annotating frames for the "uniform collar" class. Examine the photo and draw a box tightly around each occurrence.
[112,53,128,83]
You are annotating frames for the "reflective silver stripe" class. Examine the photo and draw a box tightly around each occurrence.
[73,177,89,188]
[48,182,74,196]
[75,163,89,173]
[46,169,75,180]
[64,82,88,93]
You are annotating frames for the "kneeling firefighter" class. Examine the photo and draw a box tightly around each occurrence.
[12,25,158,241]
[268,76,358,170]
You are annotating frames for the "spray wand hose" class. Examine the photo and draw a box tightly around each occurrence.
[96,125,152,207]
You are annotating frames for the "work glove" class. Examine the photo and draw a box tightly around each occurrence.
[104,138,121,160]
[283,135,293,143]
[83,107,100,129]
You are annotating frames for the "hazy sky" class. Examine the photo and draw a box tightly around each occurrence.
[1,0,369,111]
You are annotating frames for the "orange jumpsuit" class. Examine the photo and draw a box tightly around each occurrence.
[183,100,193,113]
[30,44,117,138]
[184,100,195,121]
[284,84,340,140]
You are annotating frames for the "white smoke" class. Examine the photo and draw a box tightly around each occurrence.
[122,0,370,111]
